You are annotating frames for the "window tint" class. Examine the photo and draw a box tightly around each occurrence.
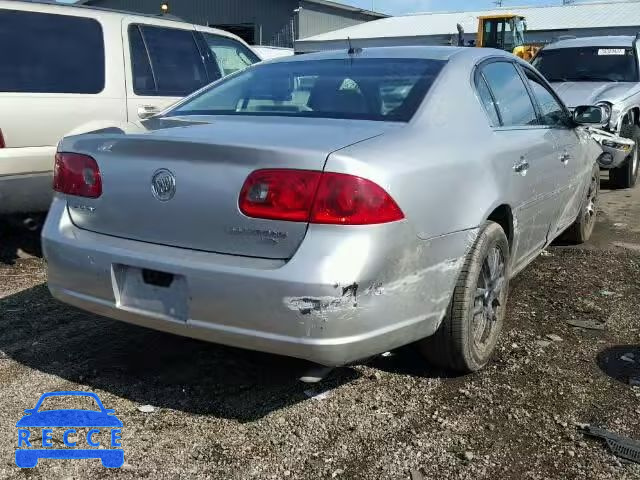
[129,26,155,95]
[482,62,537,127]
[476,74,501,126]
[169,58,446,122]
[0,9,104,93]
[135,25,208,96]
[523,69,570,127]
[202,33,259,77]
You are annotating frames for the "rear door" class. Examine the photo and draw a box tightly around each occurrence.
[520,66,585,235]
[478,60,563,266]
[122,20,214,126]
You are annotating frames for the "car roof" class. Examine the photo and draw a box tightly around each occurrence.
[544,36,636,50]
[264,45,511,64]
[0,0,247,43]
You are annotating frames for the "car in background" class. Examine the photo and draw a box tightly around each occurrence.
[0,0,260,219]
[253,46,295,60]
[532,36,640,188]
[44,46,604,373]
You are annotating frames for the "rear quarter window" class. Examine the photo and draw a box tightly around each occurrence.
[0,9,105,94]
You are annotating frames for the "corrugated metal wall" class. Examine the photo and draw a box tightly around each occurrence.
[86,0,298,46]
[84,0,379,47]
[297,26,640,52]
[298,1,379,40]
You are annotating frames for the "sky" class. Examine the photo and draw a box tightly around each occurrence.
[339,0,588,15]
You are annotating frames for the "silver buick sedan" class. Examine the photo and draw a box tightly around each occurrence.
[42,46,604,372]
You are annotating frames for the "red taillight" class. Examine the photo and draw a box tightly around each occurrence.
[239,169,321,222]
[0,129,5,148]
[310,172,404,225]
[239,169,404,225]
[53,152,102,198]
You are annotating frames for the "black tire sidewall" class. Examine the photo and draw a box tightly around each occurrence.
[458,222,510,371]
[618,124,640,187]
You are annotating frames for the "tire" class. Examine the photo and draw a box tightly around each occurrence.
[610,124,640,189]
[564,164,599,244]
[420,221,510,373]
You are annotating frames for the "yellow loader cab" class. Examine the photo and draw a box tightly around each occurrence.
[476,14,541,61]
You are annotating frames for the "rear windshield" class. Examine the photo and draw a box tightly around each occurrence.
[532,47,639,83]
[168,58,446,122]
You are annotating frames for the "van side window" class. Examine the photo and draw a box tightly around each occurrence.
[201,33,260,77]
[0,9,105,94]
[481,61,538,127]
[131,25,209,97]
[128,25,155,95]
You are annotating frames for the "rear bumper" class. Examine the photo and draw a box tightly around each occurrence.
[0,172,53,215]
[43,197,475,366]
[0,145,56,214]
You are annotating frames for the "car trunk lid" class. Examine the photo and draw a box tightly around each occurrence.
[61,117,396,259]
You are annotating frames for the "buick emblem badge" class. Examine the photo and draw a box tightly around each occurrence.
[151,169,176,201]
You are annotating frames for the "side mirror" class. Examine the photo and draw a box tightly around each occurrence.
[573,105,606,126]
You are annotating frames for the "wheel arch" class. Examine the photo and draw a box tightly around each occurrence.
[486,204,514,252]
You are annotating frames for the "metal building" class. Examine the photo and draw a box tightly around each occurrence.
[78,0,386,47]
[296,0,640,52]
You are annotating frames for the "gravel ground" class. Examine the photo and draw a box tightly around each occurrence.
[1,180,640,479]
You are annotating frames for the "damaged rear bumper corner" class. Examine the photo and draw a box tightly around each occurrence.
[42,197,472,366]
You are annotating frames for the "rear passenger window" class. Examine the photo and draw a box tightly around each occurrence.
[481,62,538,127]
[131,25,209,97]
[129,26,155,96]
[0,9,104,94]
[476,75,501,126]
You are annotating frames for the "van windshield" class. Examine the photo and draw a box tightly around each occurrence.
[168,58,446,122]
[532,47,639,83]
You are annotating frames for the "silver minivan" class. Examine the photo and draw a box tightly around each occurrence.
[0,0,260,216]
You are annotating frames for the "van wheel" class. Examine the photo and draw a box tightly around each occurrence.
[610,124,640,189]
[564,164,599,244]
[420,221,510,373]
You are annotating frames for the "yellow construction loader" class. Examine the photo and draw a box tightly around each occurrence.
[476,14,542,61]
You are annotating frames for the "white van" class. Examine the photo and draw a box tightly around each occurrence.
[0,0,260,216]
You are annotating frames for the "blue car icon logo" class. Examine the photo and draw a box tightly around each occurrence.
[15,391,123,468]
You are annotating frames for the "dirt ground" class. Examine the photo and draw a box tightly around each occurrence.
[1,176,640,479]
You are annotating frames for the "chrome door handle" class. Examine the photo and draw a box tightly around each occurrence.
[560,152,571,164]
[513,158,530,175]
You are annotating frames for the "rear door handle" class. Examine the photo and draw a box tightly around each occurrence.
[560,152,571,164]
[513,157,530,175]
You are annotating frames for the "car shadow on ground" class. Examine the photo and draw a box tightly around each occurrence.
[0,218,43,265]
[0,284,362,422]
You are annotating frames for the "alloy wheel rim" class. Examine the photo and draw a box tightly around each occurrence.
[632,141,639,178]
[472,246,505,350]
[584,174,598,229]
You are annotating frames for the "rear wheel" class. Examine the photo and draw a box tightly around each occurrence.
[610,124,639,189]
[564,164,599,244]
[420,222,510,373]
